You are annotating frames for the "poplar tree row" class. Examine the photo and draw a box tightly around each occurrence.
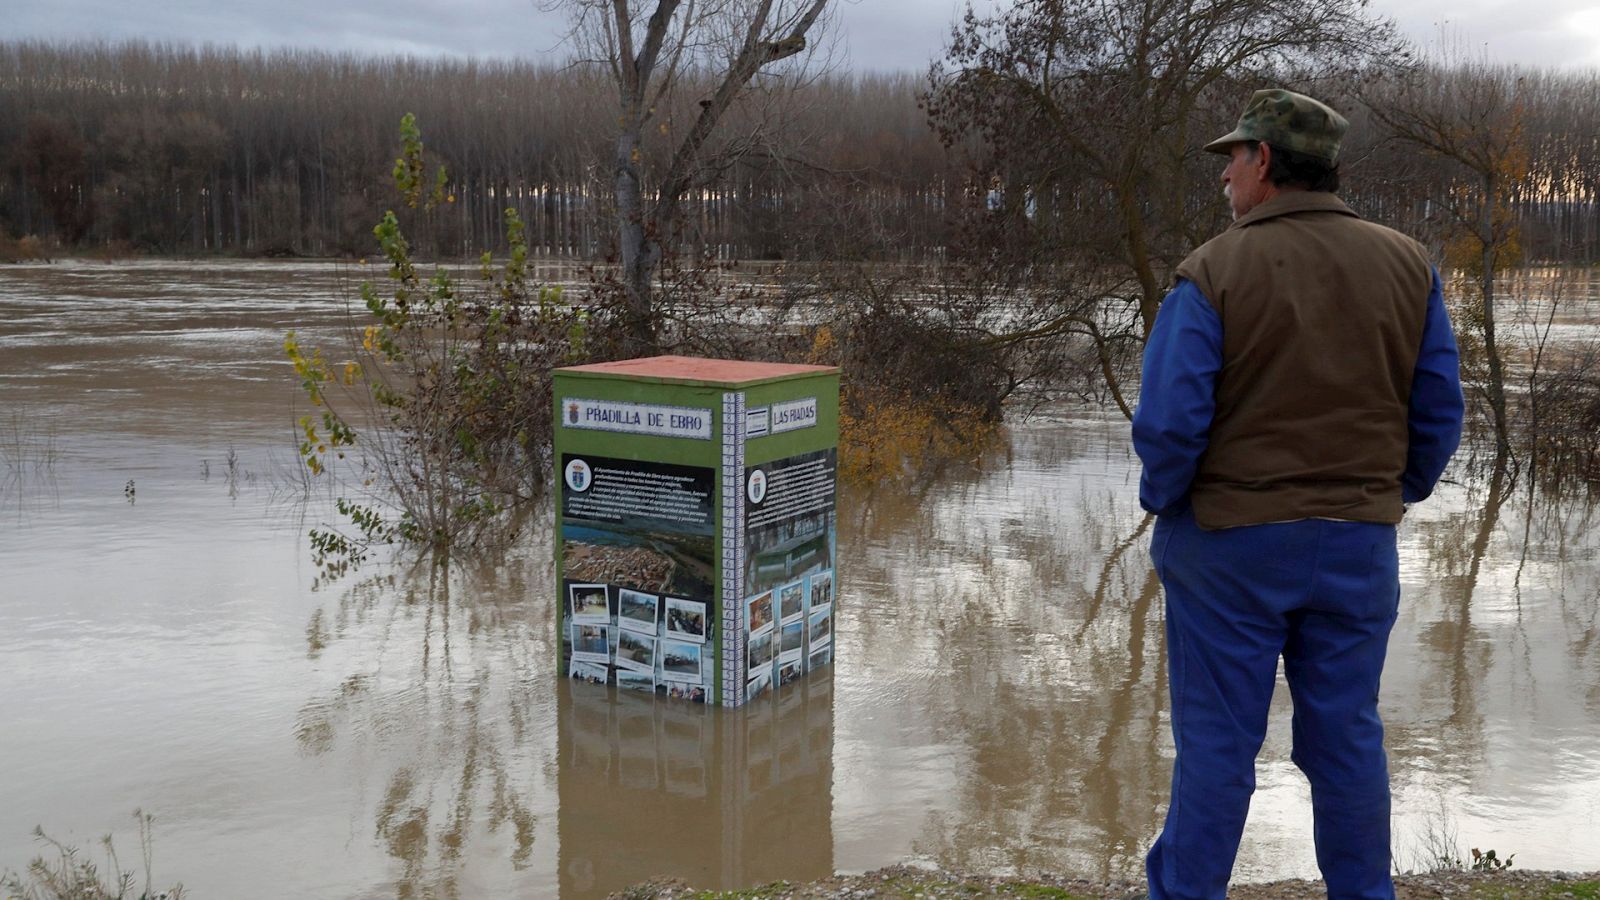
[0,40,945,259]
[0,40,1596,264]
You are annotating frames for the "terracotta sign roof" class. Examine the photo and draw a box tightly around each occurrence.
[558,355,838,385]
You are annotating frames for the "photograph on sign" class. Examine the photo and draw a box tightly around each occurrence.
[618,588,659,634]
[571,623,612,664]
[569,661,609,685]
[748,511,830,593]
[616,667,657,695]
[746,589,774,637]
[779,580,804,624]
[660,640,702,683]
[749,629,774,676]
[809,570,833,610]
[778,659,805,688]
[808,644,833,671]
[563,526,712,599]
[616,630,656,672]
[809,605,832,647]
[665,683,707,704]
[779,620,804,661]
[663,596,707,643]
[569,583,610,624]
[747,670,772,701]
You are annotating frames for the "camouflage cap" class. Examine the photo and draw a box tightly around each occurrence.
[1204,88,1349,164]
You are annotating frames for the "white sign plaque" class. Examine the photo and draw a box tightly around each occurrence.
[769,397,818,434]
[561,398,713,440]
[745,406,770,438]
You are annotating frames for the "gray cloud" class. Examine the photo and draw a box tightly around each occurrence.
[832,0,960,73]
[4,0,1596,70]
[6,0,570,59]
[1381,0,1600,68]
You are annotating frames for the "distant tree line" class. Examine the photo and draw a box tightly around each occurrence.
[0,40,951,260]
[0,39,1596,267]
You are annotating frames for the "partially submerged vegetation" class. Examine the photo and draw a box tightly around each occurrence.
[284,113,596,561]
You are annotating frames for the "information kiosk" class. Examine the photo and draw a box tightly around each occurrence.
[553,355,840,706]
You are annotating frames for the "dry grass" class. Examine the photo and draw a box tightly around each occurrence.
[1,811,183,900]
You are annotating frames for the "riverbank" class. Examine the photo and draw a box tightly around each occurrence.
[614,866,1600,899]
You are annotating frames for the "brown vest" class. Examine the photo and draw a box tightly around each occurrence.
[1173,192,1434,529]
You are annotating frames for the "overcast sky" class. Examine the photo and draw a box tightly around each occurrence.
[6,0,1599,73]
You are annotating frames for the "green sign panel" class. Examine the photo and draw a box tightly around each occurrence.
[553,356,841,706]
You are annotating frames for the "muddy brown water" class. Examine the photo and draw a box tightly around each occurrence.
[1,261,1597,898]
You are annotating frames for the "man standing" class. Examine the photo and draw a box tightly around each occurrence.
[1132,89,1465,899]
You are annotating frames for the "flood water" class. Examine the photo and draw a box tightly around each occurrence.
[2,260,1598,898]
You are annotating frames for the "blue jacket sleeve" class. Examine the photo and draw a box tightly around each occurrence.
[1402,269,1465,503]
[1131,278,1222,516]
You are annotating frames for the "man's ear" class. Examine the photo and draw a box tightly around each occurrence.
[1254,143,1273,182]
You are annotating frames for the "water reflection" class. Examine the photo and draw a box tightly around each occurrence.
[0,466,60,522]
[1434,461,1509,735]
[297,551,553,897]
[838,419,1600,881]
[1385,461,1600,860]
[558,673,834,896]
[835,424,1174,880]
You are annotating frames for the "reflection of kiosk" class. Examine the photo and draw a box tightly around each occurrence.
[553,356,840,706]
[557,674,835,895]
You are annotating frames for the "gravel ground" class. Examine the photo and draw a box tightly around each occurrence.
[613,865,1600,899]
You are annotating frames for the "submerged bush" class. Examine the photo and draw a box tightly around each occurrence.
[286,114,602,562]
[800,268,1017,482]
[0,234,49,263]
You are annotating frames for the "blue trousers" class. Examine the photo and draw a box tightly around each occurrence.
[1146,510,1399,900]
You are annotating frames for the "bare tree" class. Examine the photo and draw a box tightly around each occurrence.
[922,0,1413,422]
[1364,60,1530,459]
[559,0,834,353]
